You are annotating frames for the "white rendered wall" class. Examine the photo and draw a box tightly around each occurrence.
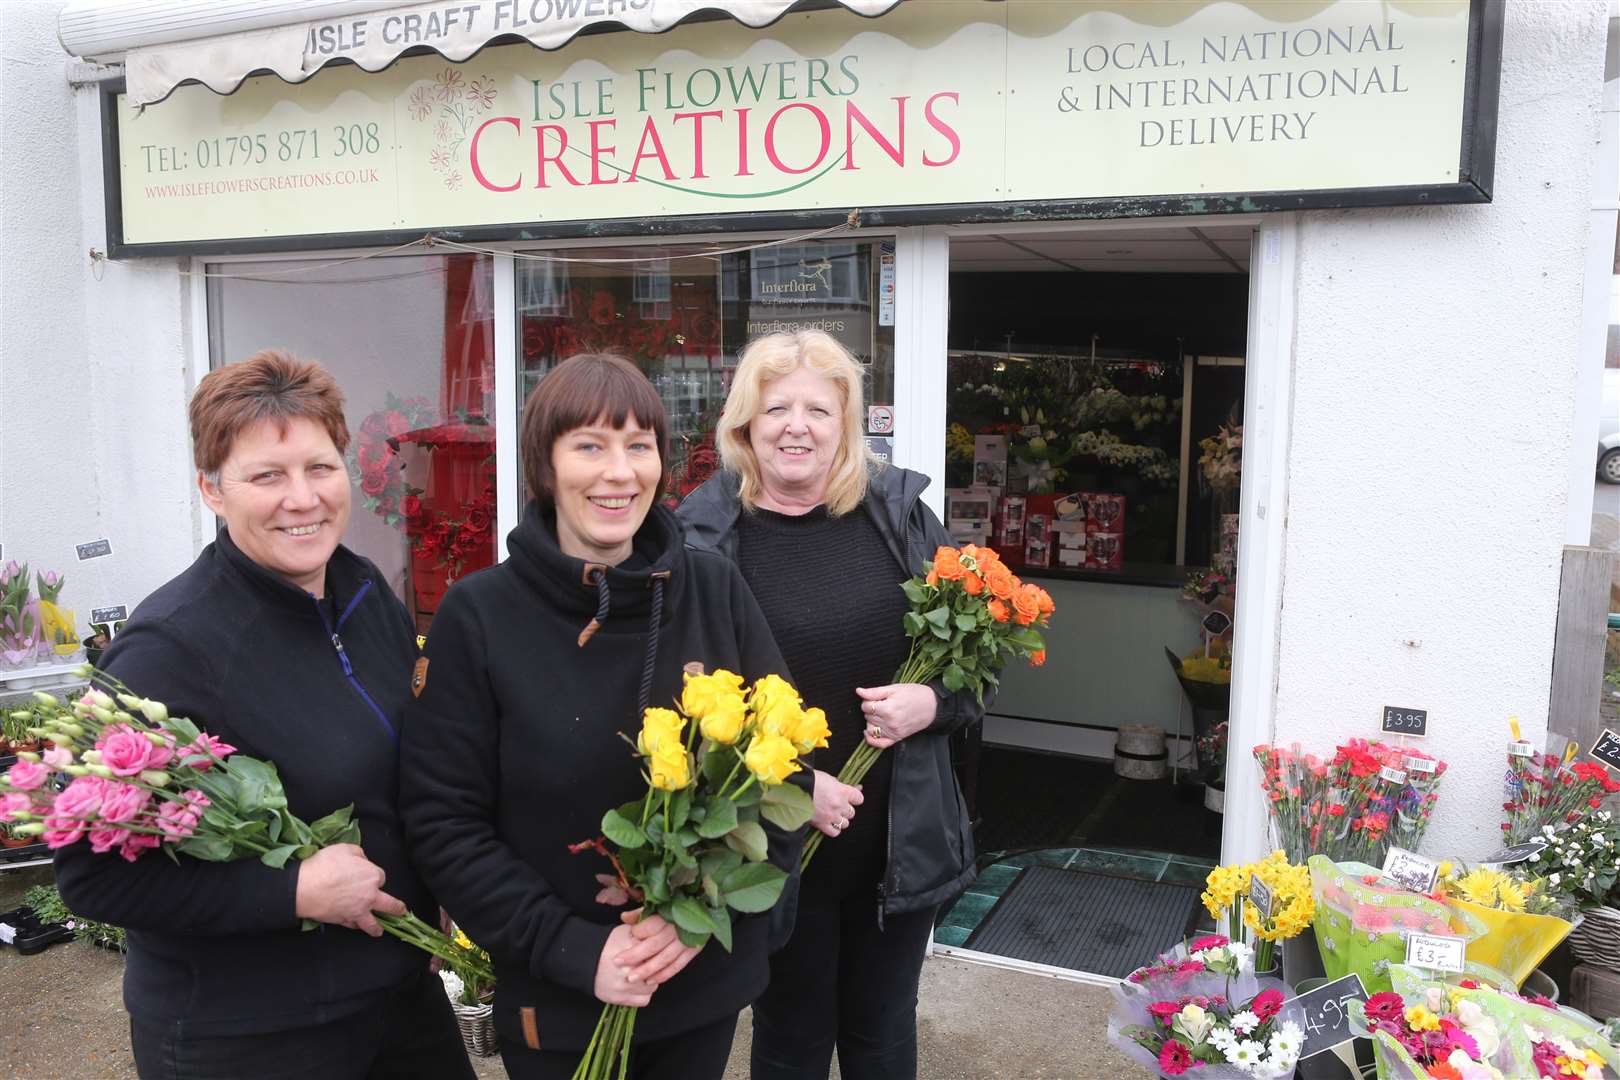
[0,0,197,625]
[1272,0,1612,861]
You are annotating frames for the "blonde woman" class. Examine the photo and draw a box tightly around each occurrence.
[679,331,983,1080]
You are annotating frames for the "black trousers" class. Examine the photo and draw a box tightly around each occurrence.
[128,968,473,1080]
[749,890,937,1080]
[498,1011,739,1080]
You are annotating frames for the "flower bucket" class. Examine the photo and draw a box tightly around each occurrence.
[1566,905,1620,970]
[453,1000,497,1057]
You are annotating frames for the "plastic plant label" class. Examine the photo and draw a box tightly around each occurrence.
[1509,740,1537,759]
[1248,874,1274,922]
[1405,932,1465,972]
[1381,846,1440,894]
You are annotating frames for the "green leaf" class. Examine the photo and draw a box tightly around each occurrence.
[903,611,927,638]
[720,862,787,913]
[924,607,951,629]
[602,809,647,849]
[226,756,288,814]
[670,895,715,938]
[696,798,738,838]
[177,833,235,861]
[673,925,710,949]
[942,663,966,693]
[644,864,670,903]
[670,826,699,849]
[707,904,733,952]
[669,788,692,830]
[701,848,743,880]
[731,782,763,808]
[702,875,721,906]
[308,805,355,846]
[759,782,814,831]
[160,715,201,745]
[260,844,300,869]
[724,820,769,862]
[955,612,978,632]
[901,579,930,605]
[669,863,698,888]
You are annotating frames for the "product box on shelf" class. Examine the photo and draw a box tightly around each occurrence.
[1023,514,1051,568]
[1088,532,1124,571]
[946,486,998,527]
[1085,493,1126,534]
[972,435,1008,488]
[1056,547,1086,568]
[1051,520,1086,549]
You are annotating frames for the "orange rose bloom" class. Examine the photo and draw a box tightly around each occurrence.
[988,599,1010,623]
[1011,584,1041,625]
[962,572,984,596]
[925,569,939,588]
[985,563,1016,600]
[1035,587,1054,616]
[933,547,965,581]
[1030,649,1046,667]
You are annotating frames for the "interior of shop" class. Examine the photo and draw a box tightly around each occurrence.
[930,226,1252,975]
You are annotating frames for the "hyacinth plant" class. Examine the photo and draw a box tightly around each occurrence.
[802,544,1053,870]
[0,670,488,983]
[567,668,821,1080]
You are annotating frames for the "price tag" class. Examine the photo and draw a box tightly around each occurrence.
[1484,840,1547,866]
[89,605,128,625]
[1381,706,1428,737]
[1247,874,1274,922]
[1287,974,1369,1060]
[1381,846,1440,893]
[1590,730,1620,772]
[1509,740,1537,759]
[1405,932,1465,972]
[75,538,113,561]
[1404,756,1437,774]
[1379,766,1408,785]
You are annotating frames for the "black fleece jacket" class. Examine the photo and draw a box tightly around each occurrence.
[53,529,433,1037]
[399,503,792,1053]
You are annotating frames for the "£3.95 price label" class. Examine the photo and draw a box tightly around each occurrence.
[1381,706,1428,737]
[1405,933,1465,972]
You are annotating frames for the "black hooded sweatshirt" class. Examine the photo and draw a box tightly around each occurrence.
[399,503,792,1053]
[53,529,433,1037]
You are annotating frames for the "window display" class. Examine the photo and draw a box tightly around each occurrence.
[516,239,894,506]
[207,254,497,629]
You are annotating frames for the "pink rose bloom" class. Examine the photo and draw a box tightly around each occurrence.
[100,730,158,776]
[41,746,73,769]
[119,832,160,863]
[143,733,176,771]
[52,775,106,821]
[88,825,129,854]
[1,791,33,819]
[180,733,237,771]
[97,782,151,824]
[5,759,48,791]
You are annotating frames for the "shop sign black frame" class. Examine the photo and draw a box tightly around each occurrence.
[99,0,1503,261]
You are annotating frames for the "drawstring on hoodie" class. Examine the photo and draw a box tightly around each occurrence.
[577,565,610,647]
[637,572,671,714]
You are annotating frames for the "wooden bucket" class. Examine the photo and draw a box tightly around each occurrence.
[1114,724,1167,780]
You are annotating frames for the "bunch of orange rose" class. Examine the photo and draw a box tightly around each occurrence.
[802,545,1053,868]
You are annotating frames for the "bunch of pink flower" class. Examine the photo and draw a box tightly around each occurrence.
[1,693,236,861]
[0,672,487,981]
[1253,739,1447,865]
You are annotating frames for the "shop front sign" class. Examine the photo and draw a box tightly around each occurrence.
[104,0,1501,255]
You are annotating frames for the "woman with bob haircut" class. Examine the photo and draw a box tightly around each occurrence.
[55,350,472,1080]
[678,330,984,1080]
[400,352,799,1080]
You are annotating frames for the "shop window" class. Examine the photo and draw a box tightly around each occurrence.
[516,240,895,506]
[206,254,497,631]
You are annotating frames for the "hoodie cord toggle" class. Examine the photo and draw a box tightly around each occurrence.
[577,564,610,647]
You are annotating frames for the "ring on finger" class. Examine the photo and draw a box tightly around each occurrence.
[870,723,884,738]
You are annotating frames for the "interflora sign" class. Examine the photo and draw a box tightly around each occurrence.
[108,0,1493,253]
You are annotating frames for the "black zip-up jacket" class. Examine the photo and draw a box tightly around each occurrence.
[678,464,983,916]
[398,503,793,1053]
[53,529,433,1037]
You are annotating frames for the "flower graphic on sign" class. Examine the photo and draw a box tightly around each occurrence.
[412,66,498,185]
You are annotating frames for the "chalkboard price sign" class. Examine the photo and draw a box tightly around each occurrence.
[75,538,113,561]
[1289,974,1369,1060]
[1590,730,1620,772]
[1248,874,1273,922]
[90,605,128,625]
[1381,706,1428,737]
[1484,840,1546,866]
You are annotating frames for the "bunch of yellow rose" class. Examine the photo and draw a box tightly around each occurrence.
[572,668,821,1080]
[1202,850,1314,973]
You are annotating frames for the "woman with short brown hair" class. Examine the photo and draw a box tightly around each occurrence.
[400,353,798,1080]
[55,349,473,1080]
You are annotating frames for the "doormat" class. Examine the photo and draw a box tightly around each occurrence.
[964,864,1201,977]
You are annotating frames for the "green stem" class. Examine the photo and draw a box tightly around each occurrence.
[639,788,653,828]
[715,753,743,799]
[727,774,756,802]
[617,1005,637,1080]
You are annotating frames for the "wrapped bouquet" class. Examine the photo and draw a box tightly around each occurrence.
[1201,851,1314,974]
[1109,935,1305,1078]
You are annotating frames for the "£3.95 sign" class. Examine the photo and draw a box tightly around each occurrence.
[110,0,1479,250]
